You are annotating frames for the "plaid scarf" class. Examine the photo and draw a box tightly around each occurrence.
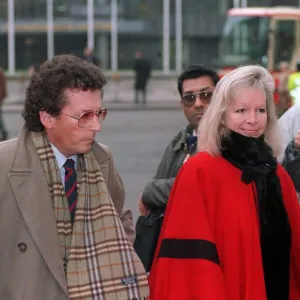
[32,131,149,300]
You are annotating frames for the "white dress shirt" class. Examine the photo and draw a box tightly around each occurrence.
[50,143,78,188]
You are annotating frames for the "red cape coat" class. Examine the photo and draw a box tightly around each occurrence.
[149,152,300,300]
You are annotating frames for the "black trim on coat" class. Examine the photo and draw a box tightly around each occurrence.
[158,238,220,265]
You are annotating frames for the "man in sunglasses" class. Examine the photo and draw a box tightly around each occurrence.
[0,55,149,299]
[135,65,219,270]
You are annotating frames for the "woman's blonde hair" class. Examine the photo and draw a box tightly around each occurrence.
[198,65,280,156]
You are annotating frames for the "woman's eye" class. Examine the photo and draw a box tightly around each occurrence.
[258,108,266,113]
[236,109,245,113]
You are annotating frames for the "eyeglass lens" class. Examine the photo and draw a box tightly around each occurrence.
[78,108,107,127]
[182,91,213,107]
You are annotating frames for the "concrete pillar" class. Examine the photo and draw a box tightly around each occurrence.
[97,33,108,70]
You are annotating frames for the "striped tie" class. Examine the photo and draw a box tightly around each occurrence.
[63,159,77,224]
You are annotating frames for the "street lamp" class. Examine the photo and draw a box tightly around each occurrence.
[87,0,94,49]
[175,0,182,74]
[163,0,170,74]
[8,0,15,74]
[241,0,247,8]
[47,0,54,60]
[233,0,240,8]
[111,0,118,72]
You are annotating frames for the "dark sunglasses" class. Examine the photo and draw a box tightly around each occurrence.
[60,108,108,128]
[182,91,213,107]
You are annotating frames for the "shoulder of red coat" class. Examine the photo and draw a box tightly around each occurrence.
[184,151,229,172]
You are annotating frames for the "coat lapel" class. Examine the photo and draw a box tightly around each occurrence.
[8,127,68,294]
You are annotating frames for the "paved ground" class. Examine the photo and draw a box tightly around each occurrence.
[4,77,180,111]
[3,108,187,222]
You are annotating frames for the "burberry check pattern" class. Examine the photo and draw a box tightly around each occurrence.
[32,131,149,300]
[63,159,77,224]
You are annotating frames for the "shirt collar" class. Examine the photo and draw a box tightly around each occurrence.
[173,125,195,152]
[50,143,78,170]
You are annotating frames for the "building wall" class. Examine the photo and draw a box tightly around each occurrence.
[0,0,299,70]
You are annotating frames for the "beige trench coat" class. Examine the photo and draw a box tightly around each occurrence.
[0,126,135,299]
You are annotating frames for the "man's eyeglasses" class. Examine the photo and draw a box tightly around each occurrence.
[60,108,108,128]
[182,91,213,107]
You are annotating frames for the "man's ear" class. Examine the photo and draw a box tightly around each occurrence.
[39,111,53,129]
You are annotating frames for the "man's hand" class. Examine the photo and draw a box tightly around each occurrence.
[139,194,149,216]
[295,130,300,149]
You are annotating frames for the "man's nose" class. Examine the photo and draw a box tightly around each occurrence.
[89,115,101,131]
[193,95,205,107]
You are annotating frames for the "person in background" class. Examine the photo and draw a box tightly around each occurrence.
[282,127,300,201]
[83,47,100,67]
[277,103,300,163]
[277,61,290,116]
[28,64,40,77]
[135,65,219,272]
[150,65,300,300]
[288,60,300,105]
[133,51,152,104]
[139,65,220,215]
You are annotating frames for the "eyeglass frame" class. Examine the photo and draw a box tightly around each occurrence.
[60,107,108,128]
[181,90,213,107]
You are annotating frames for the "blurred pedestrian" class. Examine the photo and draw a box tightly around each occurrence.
[0,67,8,141]
[277,103,300,163]
[277,61,290,116]
[282,129,300,197]
[83,47,100,67]
[133,51,152,104]
[288,60,300,105]
[150,65,300,299]
[28,64,39,77]
[134,65,219,271]
[0,54,149,300]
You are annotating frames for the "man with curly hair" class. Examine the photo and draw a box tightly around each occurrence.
[0,55,149,300]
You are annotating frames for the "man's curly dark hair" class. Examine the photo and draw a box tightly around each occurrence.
[22,54,107,132]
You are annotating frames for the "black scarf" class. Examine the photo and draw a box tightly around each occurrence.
[221,131,291,300]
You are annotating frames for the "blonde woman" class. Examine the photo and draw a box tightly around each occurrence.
[149,65,300,300]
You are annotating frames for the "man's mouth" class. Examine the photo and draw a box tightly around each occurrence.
[194,112,205,117]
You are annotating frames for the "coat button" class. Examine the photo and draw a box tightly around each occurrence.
[18,242,27,253]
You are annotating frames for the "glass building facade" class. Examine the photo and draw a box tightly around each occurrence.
[0,0,298,72]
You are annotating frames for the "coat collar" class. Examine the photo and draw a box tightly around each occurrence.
[91,141,110,164]
[172,125,194,152]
